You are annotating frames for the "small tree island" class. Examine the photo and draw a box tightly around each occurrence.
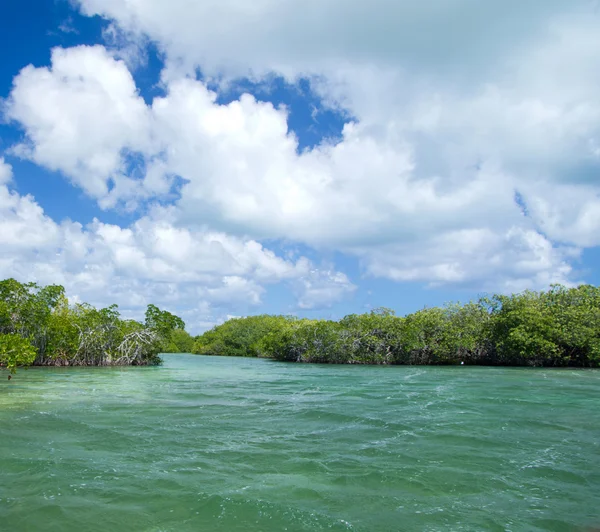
[0,278,186,374]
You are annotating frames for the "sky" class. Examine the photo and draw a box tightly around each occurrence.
[1,0,600,333]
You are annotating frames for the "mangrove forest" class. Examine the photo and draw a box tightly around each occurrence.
[4,280,600,372]
[192,284,600,367]
[0,278,185,374]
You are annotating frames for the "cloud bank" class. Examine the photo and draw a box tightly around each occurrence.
[2,1,600,328]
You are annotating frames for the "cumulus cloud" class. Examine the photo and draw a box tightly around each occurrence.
[5,0,600,300]
[519,184,600,248]
[359,227,579,293]
[0,174,352,331]
[4,46,158,209]
[0,158,13,184]
[295,269,356,310]
[72,0,600,240]
[74,0,582,82]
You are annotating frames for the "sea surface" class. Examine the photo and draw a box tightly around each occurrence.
[1,354,599,531]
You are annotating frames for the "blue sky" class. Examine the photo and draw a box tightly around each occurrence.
[1,0,599,332]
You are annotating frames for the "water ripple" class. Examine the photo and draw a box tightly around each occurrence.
[1,355,599,531]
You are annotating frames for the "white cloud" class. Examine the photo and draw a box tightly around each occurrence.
[0,158,12,184]
[75,0,583,82]
[5,1,600,295]
[4,46,158,209]
[0,176,351,332]
[146,79,579,290]
[205,277,264,307]
[360,227,579,293]
[295,269,356,310]
[73,0,599,247]
[520,184,600,248]
[0,186,60,252]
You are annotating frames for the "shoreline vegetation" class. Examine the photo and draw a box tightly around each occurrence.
[192,285,600,368]
[0,279,185,374]
[3,280,600,373]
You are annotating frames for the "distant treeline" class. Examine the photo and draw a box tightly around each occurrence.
[192,285,600,367]
[0,278,186,374]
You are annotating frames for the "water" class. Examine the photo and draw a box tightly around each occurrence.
[1,355,599,532]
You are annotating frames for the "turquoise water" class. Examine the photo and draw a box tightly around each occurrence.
[1,355,599,531]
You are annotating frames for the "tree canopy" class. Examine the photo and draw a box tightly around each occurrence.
[5,280,599,372]
[192,285,600,367]
[0,278,186,374]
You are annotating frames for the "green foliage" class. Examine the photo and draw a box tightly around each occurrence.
[0,279,65,355]
[0,334,37,374]
[489,285,600,366]
[193,315,293,357]
[337,310,403,364]
[163,329,195,353]
[398,302,490,364]
[0,278,187,372]
[145,304,185,339]
[193,285,600,367]
[4,278,599,370]
[257,319,347,363]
